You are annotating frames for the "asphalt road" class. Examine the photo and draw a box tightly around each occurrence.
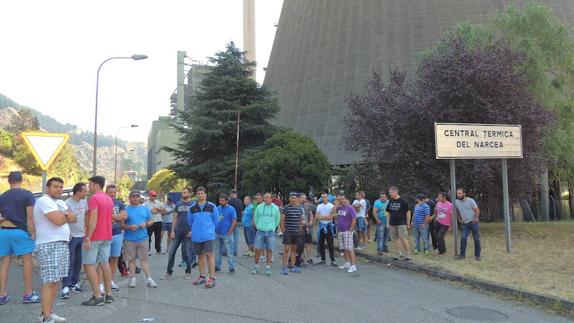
[1,232,572,323]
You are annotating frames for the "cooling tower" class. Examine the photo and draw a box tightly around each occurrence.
[264,0,574,165]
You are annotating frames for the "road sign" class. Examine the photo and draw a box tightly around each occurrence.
[21,132,69,171]
[435,123,522,159]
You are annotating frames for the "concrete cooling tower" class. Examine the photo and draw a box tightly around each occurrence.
[263,0,574,165]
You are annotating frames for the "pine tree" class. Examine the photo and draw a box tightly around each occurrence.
[167,42,279,194]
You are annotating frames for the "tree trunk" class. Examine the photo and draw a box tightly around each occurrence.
[539,167,550,221]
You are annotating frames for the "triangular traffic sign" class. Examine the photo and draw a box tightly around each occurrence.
[21,132,69,171]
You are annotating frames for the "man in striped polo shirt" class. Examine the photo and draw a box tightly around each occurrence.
[280,192,305,275]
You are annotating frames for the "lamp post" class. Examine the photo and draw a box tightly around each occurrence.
[93,54,148,176]
[234,110,240,190]
[114,125,138,184]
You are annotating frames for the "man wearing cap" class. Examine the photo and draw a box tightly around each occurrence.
[413,194,432,255]
[145,191,165,255]
[280,192,305,275]
[0,171,40,305]
[123,191,157,288]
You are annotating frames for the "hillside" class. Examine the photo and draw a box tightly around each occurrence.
[0,94,147,190]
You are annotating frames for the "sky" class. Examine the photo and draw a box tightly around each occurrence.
[0,0,284,143]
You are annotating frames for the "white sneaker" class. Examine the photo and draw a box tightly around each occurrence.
[128,277,137,288]
[347,265,357,273]
[111,280,119,291]
[146,277,158,288]
[338,262,350,270]
[38,312,66,323]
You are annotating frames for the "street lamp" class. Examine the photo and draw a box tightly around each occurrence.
[92,54,148,176]
[114,125,138,184]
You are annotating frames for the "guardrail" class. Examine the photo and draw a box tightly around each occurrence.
[33,188,74,199]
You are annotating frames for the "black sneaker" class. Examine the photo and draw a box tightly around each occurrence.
[330,261,338,267]
[229,268,235,274]
[215,267,221,272]
[316,260,326,265]
[105,295,114,304]
[81,296,105,306]
[476,256,481,261]
[135,267,141,274]
[457,255,465,260]
[191,262,198,268]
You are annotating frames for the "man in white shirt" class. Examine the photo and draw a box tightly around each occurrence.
[34,177,77,323]
[61,183,88,299]
[144,191,166,255]
[314,193,336,266]
[352,191,368,249]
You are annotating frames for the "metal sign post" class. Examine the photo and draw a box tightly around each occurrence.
[435,123,522,254]
[501,159,512,252]
[41,171,47,194]
[21,132,69,193]
[450,160,459,256]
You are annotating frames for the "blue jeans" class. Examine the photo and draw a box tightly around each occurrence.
[62,237,83,287]
[232,225,240,255]
[167,232,193,274]
[216,234,235,270]
[375,224,389,252]
[413,224,430,251]
[460,222,481,258]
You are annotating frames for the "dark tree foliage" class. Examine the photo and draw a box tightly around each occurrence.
[167,42,279,194]
[345,36,554,209]
[241,131,331,196]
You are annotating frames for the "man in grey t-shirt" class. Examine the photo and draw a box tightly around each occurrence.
[454,187,481,261]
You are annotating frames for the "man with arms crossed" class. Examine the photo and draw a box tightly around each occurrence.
[34,177,76,323]
[251,192,280,275]
[314,193,336,266]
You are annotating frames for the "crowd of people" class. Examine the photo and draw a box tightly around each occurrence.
[0,170,483,323]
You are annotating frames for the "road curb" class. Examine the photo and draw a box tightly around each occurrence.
[354,250,574,313]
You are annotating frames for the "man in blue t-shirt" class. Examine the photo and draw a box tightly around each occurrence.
[0,171,40,304]
[188,186,219,288]
[413,194,431,254]
[162,187,195,280]
[215,194,237,273]
[373,192,390,254]
[122,191,157,289]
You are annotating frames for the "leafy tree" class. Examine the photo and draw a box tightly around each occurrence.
[331,163,386,202]
[116,175,134,201]
[147,168,189,196]
[345,36,553,220]
[447,3,574,219]
[167,42,279,194]
[0,129,14,156]
[241,131,330,196]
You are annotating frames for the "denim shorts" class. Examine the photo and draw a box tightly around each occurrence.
[0,227,35,256]
[244,226,256,246]
[82,240,111,265]
[356,217,368,232]
[254,230,275,250]
[162,223,173,232]
[110,233,124,257]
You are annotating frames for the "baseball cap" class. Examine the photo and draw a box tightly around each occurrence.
[289,191,300,197]
[129,191,141,197]
[8,171,23,182]
[149,191,157,196]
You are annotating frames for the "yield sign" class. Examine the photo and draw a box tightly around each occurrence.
[21,132,69,171]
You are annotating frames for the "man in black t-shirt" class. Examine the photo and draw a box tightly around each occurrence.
[424,197,438,250]
[386,186,412,261]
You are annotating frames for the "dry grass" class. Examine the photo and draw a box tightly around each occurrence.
[364,220,574,301]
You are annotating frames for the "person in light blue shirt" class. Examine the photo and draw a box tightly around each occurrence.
[215,194,237,273]
[241,196,255,256]
[372,192,390,254]
[121,191,156,289]
[187,187,219,288]
[412,194,431,254]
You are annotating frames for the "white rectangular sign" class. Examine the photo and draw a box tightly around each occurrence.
[435,123,522,159]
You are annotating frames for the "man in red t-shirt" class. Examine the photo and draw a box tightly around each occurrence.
[81,176,114,306]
